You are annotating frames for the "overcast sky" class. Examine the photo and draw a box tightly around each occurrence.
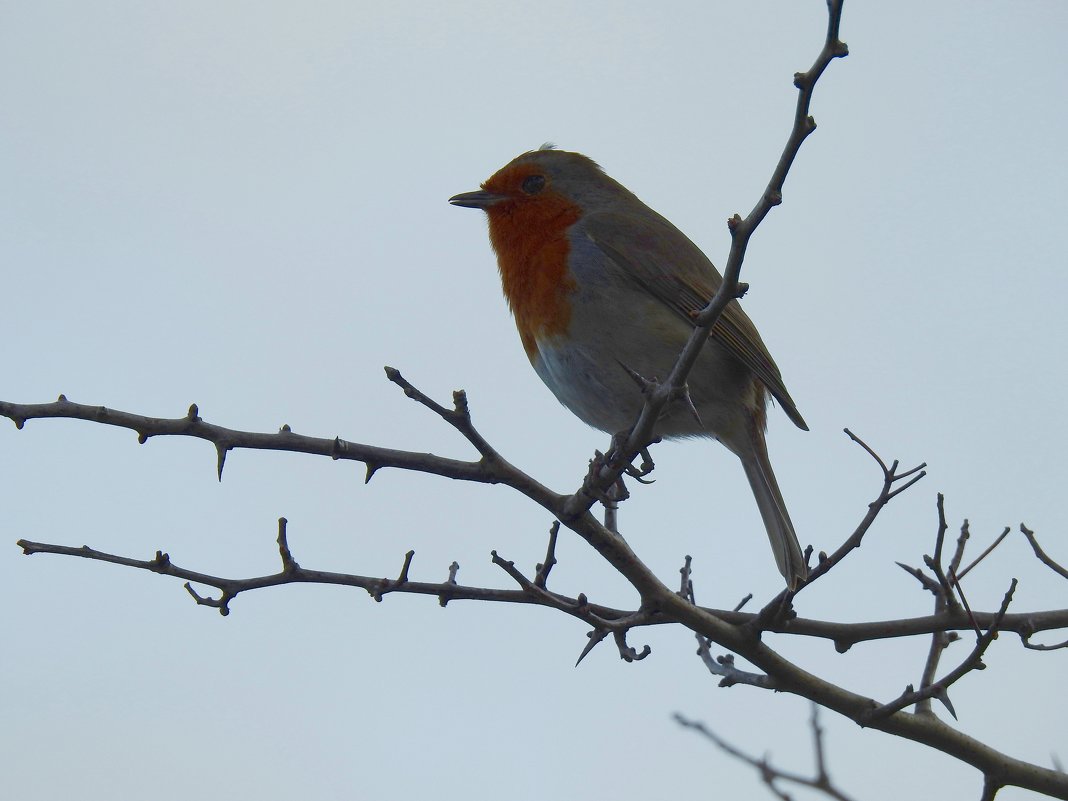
[3,3,1066,800]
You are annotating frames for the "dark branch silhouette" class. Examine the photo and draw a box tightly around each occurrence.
[5,1,1068,798]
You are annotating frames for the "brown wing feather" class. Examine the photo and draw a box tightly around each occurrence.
[583,212,808,431]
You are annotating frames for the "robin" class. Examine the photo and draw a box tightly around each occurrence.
[450,146,808,589]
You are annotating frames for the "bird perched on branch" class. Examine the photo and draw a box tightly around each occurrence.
[450,146,808,589]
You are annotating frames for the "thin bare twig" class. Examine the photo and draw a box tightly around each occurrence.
[491,548,654,664]
[1020,524,1068,580]
[1021,635,1068,652]
[923,494,962,614]
[695,638,776,690]
[749,429,926,627]
[864,579,1018,723]
[678,554,695,602]
[534,521,560,588]
[806,430,926,584]
[675,706,856,801]
[958,527,1011,580]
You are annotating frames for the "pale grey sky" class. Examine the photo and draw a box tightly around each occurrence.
[3,3,1066,800]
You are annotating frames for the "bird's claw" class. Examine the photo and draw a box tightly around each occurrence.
[624,447,656,483]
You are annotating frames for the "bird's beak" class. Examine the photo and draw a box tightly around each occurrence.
[448,189,507,209]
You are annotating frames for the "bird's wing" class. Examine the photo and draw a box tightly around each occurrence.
[583,211,808,431]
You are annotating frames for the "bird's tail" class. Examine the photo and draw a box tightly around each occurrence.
[738,426,807,590]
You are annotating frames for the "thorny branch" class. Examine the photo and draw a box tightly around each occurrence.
[863,579,1018,723]
[0,393,499,487]
[15,512,1066,642]
[6,2,1068,798]
[8,398,1068,799]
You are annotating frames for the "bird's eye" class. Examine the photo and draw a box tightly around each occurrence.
[521,174,546,195]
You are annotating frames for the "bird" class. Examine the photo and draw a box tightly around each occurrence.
[449,146,808,589]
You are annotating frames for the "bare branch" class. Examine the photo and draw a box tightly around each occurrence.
[613,629,651,663]
[383,367,503,465]
[15,528,632,624]
[439,561,461,607]
[695,638,777,690]
[920,494,962,614]
[981,776,1004,801]
[748,429,926,624]
[372,549,415,602]
[675,705,857,801]
[15,534,1066,646]
[804,430,926,585]
[678,554,695,602]
[8,3,1068,797]
[864,579,1018,722]
[1020,524,1068,580]
[1022,636,1068,652]
[534,521,560,588]
[0,395,498,485]
[915,624,960,718]
[958,526,1012,580]
[897,561,945,596]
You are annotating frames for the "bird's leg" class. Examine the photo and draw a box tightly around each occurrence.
[605,429,658,484]
[602,475,630,533]
[631,447,656,479]
[582,444,635,532]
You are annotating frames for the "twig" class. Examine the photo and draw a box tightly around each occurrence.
[534,521,560,588]
[613,629,651,663]
[675,705,857,801]
[1021,635,1068,652]
[15,534,1066,645]
[383,368,500,464]
[902,497,968,714]
[807,430,925,584]
[949,519,971,575]
[491,549,655,665]
[864,579,1018,723]
[958,527,1011,580]
[695,637,776,690]
[980,776,1003,801]
[372,549,415,602]
[678,554,695,602]
[15,526,627,623]
[923,494,961,614]
[750,429,926,623]
[1020,524,1068,580]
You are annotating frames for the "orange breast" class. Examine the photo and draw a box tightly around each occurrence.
[486,192,581,363]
